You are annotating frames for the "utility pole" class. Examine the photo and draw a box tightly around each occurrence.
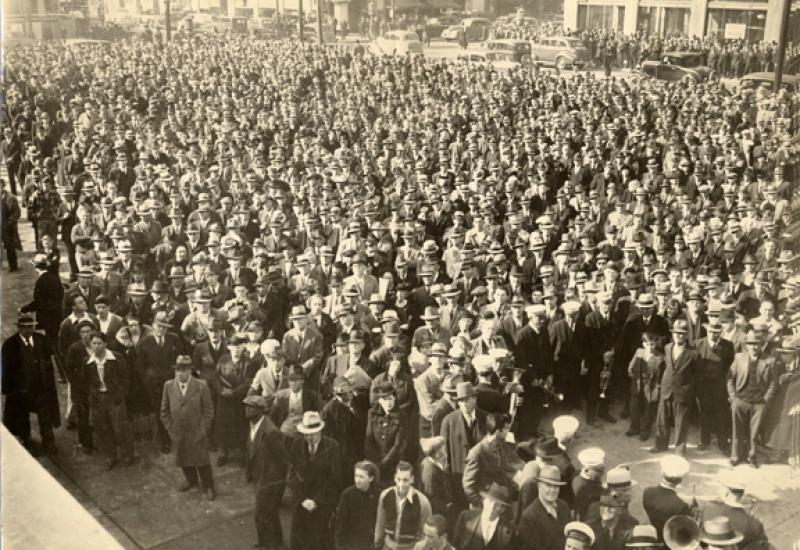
[165,0,171,42]
[774,0,792,90]
[316,0,323,42]
[299,0,304,42]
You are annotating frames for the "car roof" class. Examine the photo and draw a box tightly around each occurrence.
[742,72,799,83]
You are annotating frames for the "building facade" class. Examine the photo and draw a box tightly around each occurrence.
[4,0,76,39]
[564,0,799,43]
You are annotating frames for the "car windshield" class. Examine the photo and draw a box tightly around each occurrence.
[668,54,704,68]
[564,38,583,48]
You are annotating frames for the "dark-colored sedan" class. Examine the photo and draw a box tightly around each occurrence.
[639,51,714,82]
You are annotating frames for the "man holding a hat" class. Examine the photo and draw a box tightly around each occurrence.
[160,355,216,500]
[287,411,341,550]
[441,381,486,507]
[453,481,519,550]
[2,313,61,455]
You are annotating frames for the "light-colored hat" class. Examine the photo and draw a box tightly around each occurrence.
[564,521,595,546]
[420,436,445,456]
[660,455,690,479]
[260,339,283,358]
[577,447,605,469]
[699,517,743,546]
[472,354,494,374]
[537,464,566,486]
[562,301,582,315]
[625,525,659,548]
[605,466,637,488]
[296,411,325,434]
[553,415,580,439]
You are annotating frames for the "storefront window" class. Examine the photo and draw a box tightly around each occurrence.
[577,5,614,31]
[706,8,765,42]
[663,7,689,36]
[637,6,657,35]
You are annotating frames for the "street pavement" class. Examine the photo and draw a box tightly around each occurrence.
[2,197,798,547]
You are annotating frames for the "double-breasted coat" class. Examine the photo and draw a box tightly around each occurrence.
[365,404,406,482]
[160,376,214,467]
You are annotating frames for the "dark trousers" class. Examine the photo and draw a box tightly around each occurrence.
[6,164,19,194]
[255,483,285,547]
[91,393,133,461]
[148,382,172,447]
[629,385,658,436]
[517,388,544,440]
[731,397,765,461]
[3,236,18,270]
[3,399,55,449]
[697,380,731,447]
[182,465,214,490]
[582,365,611,421]
[290,504,333,550]
[74,392,94,450]
[655,397,691,452]
[555,374,581,411]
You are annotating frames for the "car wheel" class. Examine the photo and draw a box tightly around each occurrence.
[556,56,567,70]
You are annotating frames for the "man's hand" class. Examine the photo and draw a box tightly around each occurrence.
[301,499,317,511]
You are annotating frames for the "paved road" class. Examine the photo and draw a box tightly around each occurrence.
[3,195,799,548]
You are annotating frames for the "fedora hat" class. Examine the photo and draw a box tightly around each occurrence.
[636,293,655,308]
[296,411,325,434]
[290,305,309,319]
[16,313,38,327]
[453,381,477,401]
[172,355,193,370]
[537,464,566,486]
[421,306,440,321]
[442,284,461,298]
[479,482,513,507]
[625,525,660,548]
[744,331,762,345]
[605,466,637,488]
[699,517,743,546]
[242,395,272,411]
[671,319,689,333]
[286,365,305,381]
[535,437,562,459]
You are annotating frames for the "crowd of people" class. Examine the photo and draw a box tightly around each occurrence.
[1,31,799,550]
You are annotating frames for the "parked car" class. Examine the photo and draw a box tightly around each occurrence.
[442,17,491,42]
[740,72,799,92]
[302,23,335,43]
[639,51,714,82]
[371,30,424,55]
[456,49,522,70]
[426,15,459,39]
[529,36,589,70]
[484,38,532,63]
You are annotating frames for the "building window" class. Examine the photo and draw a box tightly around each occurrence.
[663,7,689,35]
[577,5,614,30]
[706,9,766,42]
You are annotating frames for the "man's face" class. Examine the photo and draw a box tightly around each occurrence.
[673,331,688,346]
[539,482,560,504]
[90,336,106,356]
[565,539,591,550]
[599,504,620,523]
[394,470,413,496]
[458,395,476,415]
[746,342,761,361]
[421,524,444,546]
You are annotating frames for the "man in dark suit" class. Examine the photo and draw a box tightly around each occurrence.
[462,412,515,507]
[321,377,367,487]
[549,301,587,411]
[585,493,638,550]
[514,305,554,438]
[269,365,322,437]
[453,482,519,550]
[727,332,778,467]
[441,382,487,509]
[582,292,619,425]
[517,465,571,550]
[652,319,698,455]
[473,356,507,414]
[84,331,134,469]
[21,253,64,350]
[694,321,735,455]
[288,411,341,550]
[1,314,61,455]
[138,311,184,453]
[244,395,291,550]
[642,455,690,542]
[702,469,770,549]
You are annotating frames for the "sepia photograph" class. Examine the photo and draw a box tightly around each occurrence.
[1,0,800,548]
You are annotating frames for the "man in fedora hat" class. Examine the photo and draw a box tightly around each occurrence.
[2,313,61,455]
[453,482,519,550]
[652,318,698,456]
[727,331,778,468]
[282,304,324,383]
[585,493,637,550]
[518,464,571,550]
[22,253,64,352]
[432,374,462,436]
[701,469,768,549]
[139,310,184,453]
[321,376,367,487]
[160,355,216,500]
[287,410,341,550]
[624,525,661,548]
[582,292,619,426]
[441,381,486,507]
[694,320,735,454]
[413,306,452,354]
[515,304,555,437]
[269,364,322,439]
[243,395,291,550]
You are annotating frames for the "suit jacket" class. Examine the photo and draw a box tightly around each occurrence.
[572,475,603,521]
[642,485,689,541]
[549,317,586,381]
[137,333,183,384]
[419,457,454,515]
[160,376,214,467]
[93,271,124,307]
[727,353,778,403]
[454,509,519,550]
[514,325,553,383]
[462,438,514,506]
[343,274,379,301]
[440,408,487,474]
[660,343,698,403]
[517,498,571,550]
[270,388,322,429]
[247,414,290,487]
[586,514,639,550]
[693,337,735,382]
[192,340,228,381]
[282,326,324,377]
[288,434,341,510]
[96,314,125,340]
[584,310,620,369]
[84,351,129,402]
[431,397,455,436]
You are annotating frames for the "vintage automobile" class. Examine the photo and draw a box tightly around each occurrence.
[529,36,590,70]
[425,15,460,39]
[441,17,491,42]
[639,51,714,82]
[484,38,532,63]
[456,49,522,70]
[740,72,799,93]
[371,30,424,56]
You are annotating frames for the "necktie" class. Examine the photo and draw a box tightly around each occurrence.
[275,373,281,388]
